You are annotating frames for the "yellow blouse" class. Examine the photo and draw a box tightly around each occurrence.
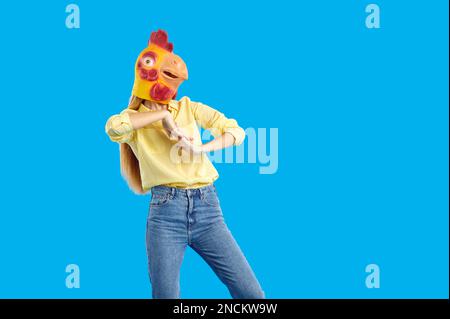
[105,96,246,191]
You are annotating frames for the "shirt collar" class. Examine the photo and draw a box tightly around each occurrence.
[138,100,179,113]
[168,99,179,112]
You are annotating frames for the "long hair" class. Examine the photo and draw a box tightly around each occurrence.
[120,96,145,194]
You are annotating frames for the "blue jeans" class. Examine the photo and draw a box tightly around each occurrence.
[146,183,265,299]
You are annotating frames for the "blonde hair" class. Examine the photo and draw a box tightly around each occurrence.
[120,96,145,194]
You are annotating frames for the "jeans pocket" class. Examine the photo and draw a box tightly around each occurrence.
[150,192,172,207]
[202,190,220,207]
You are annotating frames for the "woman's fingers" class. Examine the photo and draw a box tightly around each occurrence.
[176,137,203,155]
[161,116,194,142]
[174,127,193,141]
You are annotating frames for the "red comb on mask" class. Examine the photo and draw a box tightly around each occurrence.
[148,29,174,52]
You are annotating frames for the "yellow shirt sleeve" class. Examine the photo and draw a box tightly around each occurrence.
[190,100,246,146]
[105,109,137,143]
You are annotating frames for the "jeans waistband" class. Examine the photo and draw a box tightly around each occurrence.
[151,183,215,196]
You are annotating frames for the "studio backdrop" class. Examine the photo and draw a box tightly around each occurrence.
[0,0,448,298]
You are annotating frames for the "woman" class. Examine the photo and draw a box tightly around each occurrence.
[105,29,265,299]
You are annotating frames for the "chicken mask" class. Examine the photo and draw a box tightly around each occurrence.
[132,30,188,104]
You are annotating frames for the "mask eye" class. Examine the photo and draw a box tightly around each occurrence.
[143,56,155,67]
[141,52,157,67]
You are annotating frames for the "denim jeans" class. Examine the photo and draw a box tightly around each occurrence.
[146,183,265,299]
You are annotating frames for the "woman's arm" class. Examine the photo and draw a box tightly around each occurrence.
[128,110,169,130]
[178,131,236,154]
[129,109,193,141]
[202,132,236,152]
[106,108,192,144]
[105,110,137,143]
[176,99,246,154]
[190,101,246,146]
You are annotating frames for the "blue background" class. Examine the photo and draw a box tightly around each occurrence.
[0,0,448,298]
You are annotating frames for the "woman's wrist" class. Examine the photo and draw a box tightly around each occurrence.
[199,143,210,153]
[162,109,171,119]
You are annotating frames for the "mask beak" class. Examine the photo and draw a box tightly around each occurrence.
[160,54,188,81]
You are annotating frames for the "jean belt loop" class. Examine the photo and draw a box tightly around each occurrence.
[170,187,175,198]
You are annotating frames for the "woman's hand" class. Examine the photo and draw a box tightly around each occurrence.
[175,132,237,155]
[162,112,193,142]
[176,137,205,155]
